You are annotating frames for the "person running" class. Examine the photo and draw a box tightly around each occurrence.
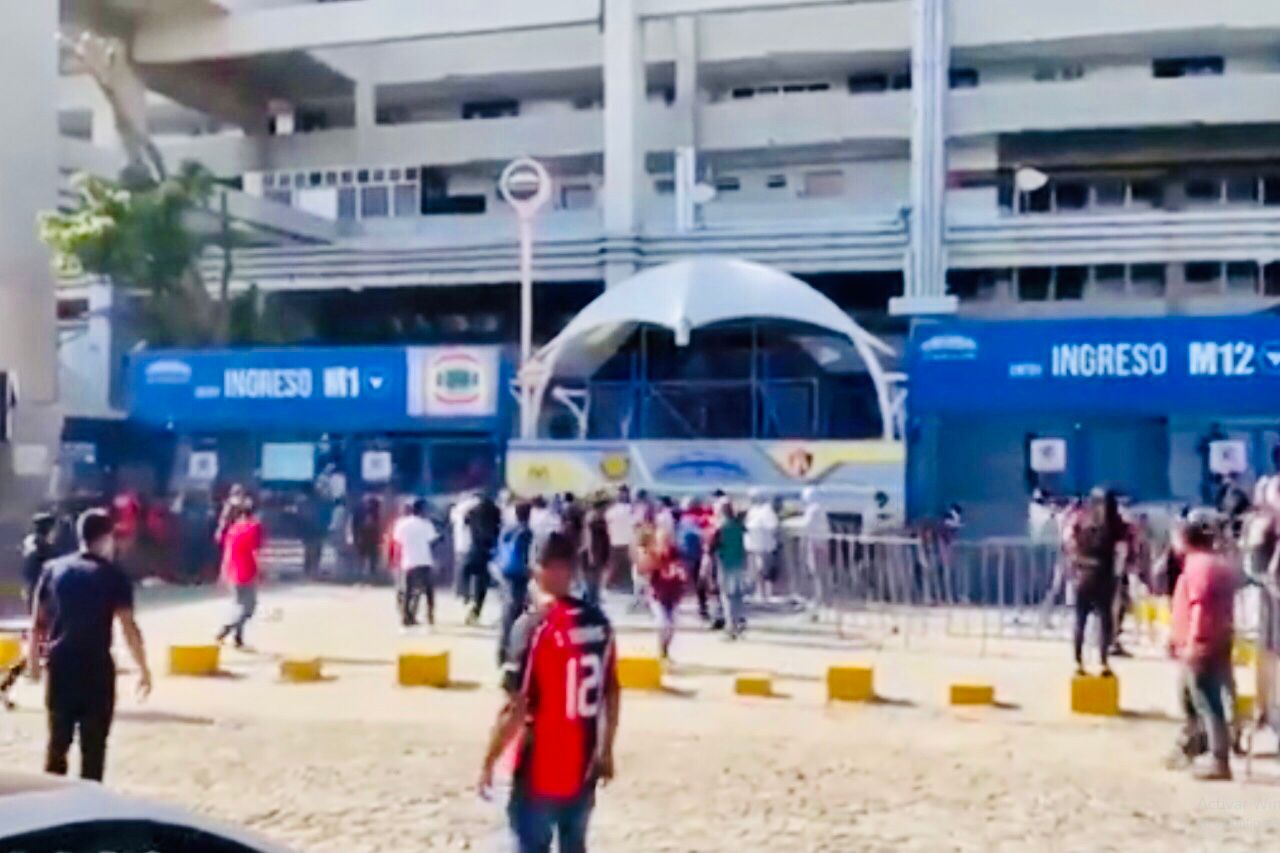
[464,492,503,625]
[636,508,682,660]
[215,497,264,649]
[1169,509,1239,781]
[581,498,611,608]
[480,532,620,853]
[676,498,712,624]
[451,490,480,601]
[710,501,749,639]
[27,509,151,781]
[1062,487,1129,676]
[496,501,535,664]
[392,498,439,628]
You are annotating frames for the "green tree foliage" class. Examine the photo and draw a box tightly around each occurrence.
[38,162,310,347]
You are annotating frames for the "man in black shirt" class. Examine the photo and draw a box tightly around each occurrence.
[464,492,503,625]
[28,510,152,781]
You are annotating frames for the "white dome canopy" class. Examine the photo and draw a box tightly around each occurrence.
[523,258,898,439]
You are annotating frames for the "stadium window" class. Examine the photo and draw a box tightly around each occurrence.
[1054,266,1087,300]
[336,187,357,220]
[360,185,390,218]
[1092,264,1127,298]
[1226,176,1260,204]
[1054,181,1089,211]
[1093,180,1126,207]
[1226,261,1259,295]
[714,176,741,192]
[1152,56,1224,78]
[766,174,788,190]
[803,170,845,198]
[1264,263,1280,297]
[806,82,830,92]
[890,71,912,90]
[461,99,519,120]
[654,178,675,195]
[1129,264,1167,298]
[309,172,322,187]
[356,169,370,184]
[1023,184,1052,213]
[340,170,353,184]
[1016,267,1052,301]
[262,173,275,189]
[847,73,889,94]
[1184,261,1223,289]
[731,87,755,99]
[949,68,979,89]
[1184,178,1222,204]
[324,171,337,186]
[1129,180,1162,208]
[394,184,417,217]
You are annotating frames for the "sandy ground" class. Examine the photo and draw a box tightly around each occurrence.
[2,582,1278,852]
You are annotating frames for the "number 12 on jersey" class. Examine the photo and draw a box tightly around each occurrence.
[565,653,603,720]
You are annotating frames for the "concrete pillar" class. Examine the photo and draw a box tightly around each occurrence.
[673,16,699,147]
[603,0,644,285]
[0,0,61,506]
[891,0,957,315]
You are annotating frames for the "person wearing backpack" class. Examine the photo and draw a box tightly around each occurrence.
[496,501,534,664]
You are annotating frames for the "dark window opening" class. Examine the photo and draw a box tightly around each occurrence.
[1055,266,1087,300]
[1153,56,1224,78]
[1185,261,1222,286]
[1055,181,1088,211]
[847,73,889,94]
[1017,268,1052,301]
[949,68,979,89]
[461,99,520,120]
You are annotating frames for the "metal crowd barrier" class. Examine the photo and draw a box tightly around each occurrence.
[778,532,1157,647]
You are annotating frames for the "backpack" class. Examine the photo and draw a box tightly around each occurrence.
[496,527,531,580]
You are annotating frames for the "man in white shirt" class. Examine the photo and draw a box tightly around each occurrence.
[744,489,780,600]
[528,495,561,550]
[450,491,479,600]
[394,498,440,627]
[605,487,639,607]
[785,488,830,616]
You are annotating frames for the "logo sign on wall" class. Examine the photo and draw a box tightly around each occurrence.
[1209,439,1248,475]
[361,450,394,484]
[188,450,219,482]
[408,347,499,418]
[1029,438,1068,474]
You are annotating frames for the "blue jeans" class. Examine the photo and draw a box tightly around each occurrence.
[1180,660,1232,763]
[508,784,595,853]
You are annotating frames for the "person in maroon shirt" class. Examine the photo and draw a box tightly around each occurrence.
[480,532,620,853]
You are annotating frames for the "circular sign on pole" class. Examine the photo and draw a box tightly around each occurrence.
[500,158,552,220]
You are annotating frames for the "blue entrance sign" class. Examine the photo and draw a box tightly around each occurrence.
[129,346,505,432]
[908,314,1280,416]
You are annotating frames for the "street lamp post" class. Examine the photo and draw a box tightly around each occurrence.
[499,158,552,438]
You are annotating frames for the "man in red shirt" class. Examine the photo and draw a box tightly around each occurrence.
[1169,509,1239,781]
[480,532,620,853]
[215,495,263,649]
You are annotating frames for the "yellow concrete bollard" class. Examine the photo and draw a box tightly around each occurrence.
[616,657,663,691]
[1236,693,1256,720]
[280,658,324,683]
[1071,674,1120,716]
[0,636,22,669]
[827,664,874,702]
[397,651,449,688]
[734,673,773,697]
[169,645,220,677]
[1233,639,1257,667]
[950,682,996,706]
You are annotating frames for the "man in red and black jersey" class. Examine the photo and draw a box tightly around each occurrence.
[480,531,620,853]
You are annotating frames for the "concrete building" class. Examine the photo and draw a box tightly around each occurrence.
[8,0,1280,521]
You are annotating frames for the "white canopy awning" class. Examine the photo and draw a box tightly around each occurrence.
[522,258,899,439]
